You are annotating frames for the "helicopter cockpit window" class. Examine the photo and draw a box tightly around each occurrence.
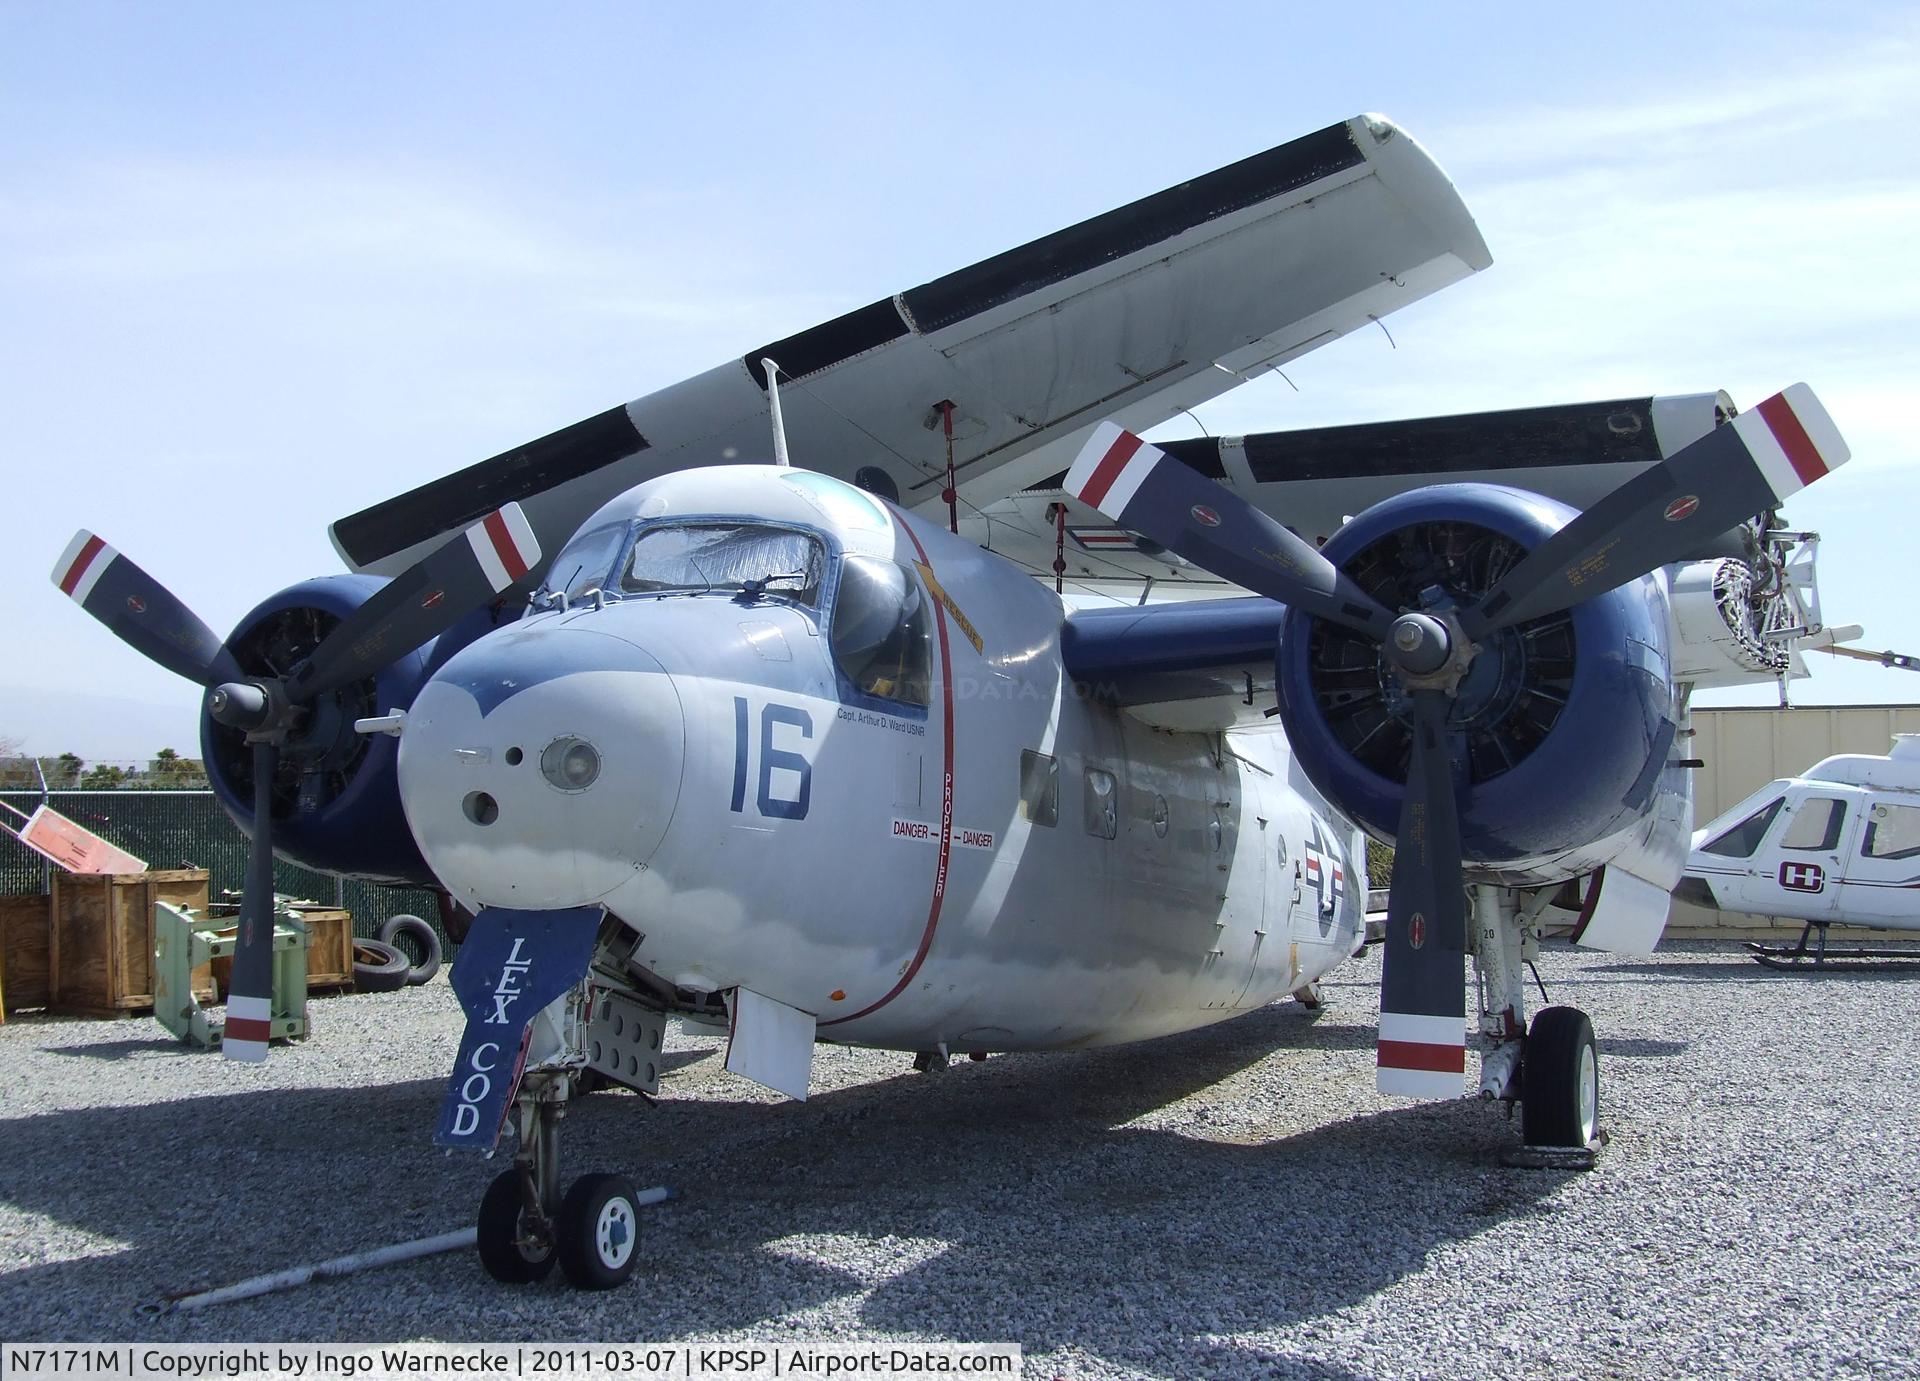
[1699,796,1785,858]
[831,555,932,708]
[537,522,632,606]
[619,524,824,606]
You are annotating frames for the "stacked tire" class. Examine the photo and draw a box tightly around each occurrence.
[353,914,443,991]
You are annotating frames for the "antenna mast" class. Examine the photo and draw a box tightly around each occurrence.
[761,357,792,468]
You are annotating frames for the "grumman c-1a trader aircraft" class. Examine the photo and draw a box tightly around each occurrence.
[51,114,1853,1290]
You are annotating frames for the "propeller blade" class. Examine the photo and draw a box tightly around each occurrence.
[1376,690,1468,1098]
[50,532,243,687]
[1064,422,1393,636]
[1463,384,1849,638]
[288,503,542,701]
[222,740,280,1063]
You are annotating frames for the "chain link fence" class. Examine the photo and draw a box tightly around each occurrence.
[0,789,444,942]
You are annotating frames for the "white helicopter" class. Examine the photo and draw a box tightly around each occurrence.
[50,113,1855,1290]
[1680,730,1920,968]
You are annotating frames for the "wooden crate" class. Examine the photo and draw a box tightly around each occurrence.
[49,869,211,1016]
[1,893,52,1015]
[287,906,355,990]
[204,900,357,992]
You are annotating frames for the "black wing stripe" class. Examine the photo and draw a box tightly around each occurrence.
[333,406,646,568]
[900,122,1365,335]
[744,297,911,389]
[1240,398,1667,484]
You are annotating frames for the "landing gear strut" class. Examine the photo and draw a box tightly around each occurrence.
[474,1069,645,1290]
[1472,886,1602,1157]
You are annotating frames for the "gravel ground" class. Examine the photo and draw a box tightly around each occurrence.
[2,940,1918,1379]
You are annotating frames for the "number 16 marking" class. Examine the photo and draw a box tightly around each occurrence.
[731,697,813,820]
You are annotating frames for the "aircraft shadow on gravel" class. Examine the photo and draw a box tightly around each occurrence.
[0,1002,1563,1369]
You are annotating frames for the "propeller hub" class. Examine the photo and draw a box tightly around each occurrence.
[208,681,271,730]
[1384,608,1481,697]
[1388,613,1452,676]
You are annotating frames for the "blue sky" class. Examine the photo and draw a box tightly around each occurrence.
[3,4,1917,760]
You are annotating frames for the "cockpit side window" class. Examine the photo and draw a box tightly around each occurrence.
[620,524,824,606]
[1699,796,1785,858]
[1780,797,1847,851]
[537,522,632,607]
[831,555,932,709]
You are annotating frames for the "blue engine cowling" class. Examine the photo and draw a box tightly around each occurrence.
[200,577,500,885]
[1275,483,1676,866]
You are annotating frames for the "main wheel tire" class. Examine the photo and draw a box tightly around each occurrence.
[352,939,411,993]
[1522,1006,1599,1148]
[377,914,443,986]
[476,1170,556,1284]
[556,1172,642,1290]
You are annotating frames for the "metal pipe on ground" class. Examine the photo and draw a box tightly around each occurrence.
[140,1186,675,1314]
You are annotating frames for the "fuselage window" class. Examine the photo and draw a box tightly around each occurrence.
[1780,797,1848,851]
[1862,803,1920,860]
[1698,797,1785,858]
[1020,750,1059,828]
[1084,767,1117,839]
[621,523,824,607]
[831,555,932,707]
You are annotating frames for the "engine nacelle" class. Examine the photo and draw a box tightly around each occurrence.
[202,576,441,884]
[1275,483,1677,866]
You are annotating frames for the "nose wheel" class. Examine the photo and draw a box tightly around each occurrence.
[475,1073,645,1290]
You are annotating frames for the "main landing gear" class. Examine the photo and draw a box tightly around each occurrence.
[1472,887,1603,1161]
[474,1070,647,1290]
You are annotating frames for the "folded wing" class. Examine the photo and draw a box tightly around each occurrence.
[330,114,1490,576]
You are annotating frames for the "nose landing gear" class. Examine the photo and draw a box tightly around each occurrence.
[474,1070,656,1290]
[1474,886,1605,1168]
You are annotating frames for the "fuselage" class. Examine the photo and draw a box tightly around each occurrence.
[396,466,1366,1053]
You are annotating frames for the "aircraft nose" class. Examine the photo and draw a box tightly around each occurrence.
[397,621,685,910]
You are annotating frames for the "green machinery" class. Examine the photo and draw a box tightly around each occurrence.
[153,901,310,1050]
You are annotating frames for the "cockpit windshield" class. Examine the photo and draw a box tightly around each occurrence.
[620,523,825,607]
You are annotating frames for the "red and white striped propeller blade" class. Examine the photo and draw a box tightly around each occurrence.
[50,532,243,687]
[1462,384,1849,639]
[1064,422,1393,636]
[289,503,541,701]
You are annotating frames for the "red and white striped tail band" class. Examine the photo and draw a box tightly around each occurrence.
[1731,383,1849,502]
[466,503,541,593]
[1377,1011,1466,1099]
[222,993,273,1062]
[52,531,118,604]
[1065,421,1166,519]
